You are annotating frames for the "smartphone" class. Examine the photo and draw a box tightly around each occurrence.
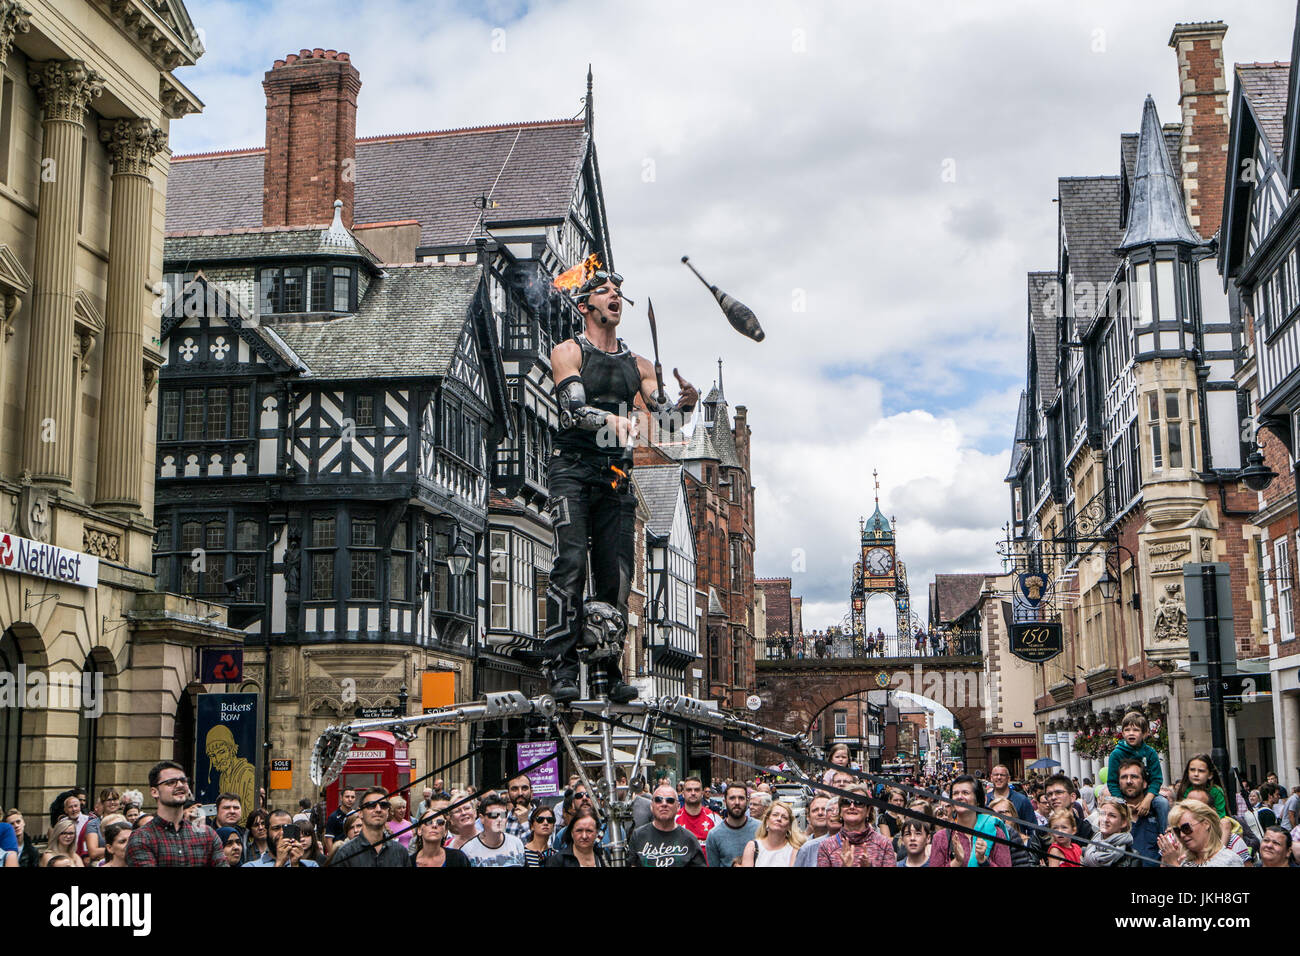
[282,822,300,841]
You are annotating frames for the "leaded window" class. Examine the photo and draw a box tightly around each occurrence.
[350,517,377,600]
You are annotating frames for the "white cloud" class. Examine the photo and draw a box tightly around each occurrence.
[173,0,1297,630]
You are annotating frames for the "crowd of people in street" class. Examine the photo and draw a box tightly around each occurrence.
[4,710,1297,867]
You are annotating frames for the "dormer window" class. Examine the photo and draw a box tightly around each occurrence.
[260,264,355,314]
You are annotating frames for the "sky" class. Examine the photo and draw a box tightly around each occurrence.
[170,0,1297,634]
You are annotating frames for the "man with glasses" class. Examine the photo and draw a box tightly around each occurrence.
[460,793,526,866]
[1028,772,1093,861]
[125,761,226,866]
[986,764,1036,827]
[243,809,319,867]
[532,265,698,704]
[628,783,706,867]
[329,787,409,867]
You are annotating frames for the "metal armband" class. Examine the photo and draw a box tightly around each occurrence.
[556,376,608,432]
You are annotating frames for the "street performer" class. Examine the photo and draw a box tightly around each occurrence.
[536,260,698,704]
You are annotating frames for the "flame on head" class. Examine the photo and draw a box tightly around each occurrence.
[553,253,602,293]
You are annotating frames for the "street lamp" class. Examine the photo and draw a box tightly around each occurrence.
[1097,544,1136,605]
[1097,568,1118,601]
[1240,446,1278,493]
[449,538,473,577]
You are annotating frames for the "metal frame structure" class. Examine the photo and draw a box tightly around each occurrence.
[310,690,818,866]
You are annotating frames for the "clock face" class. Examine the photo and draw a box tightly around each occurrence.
[865,547,894,575]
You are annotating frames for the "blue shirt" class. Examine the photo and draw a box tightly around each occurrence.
[1127,794,1168,867]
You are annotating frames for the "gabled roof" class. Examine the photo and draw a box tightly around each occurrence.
[160,273,307,372]
[632,465,685,538]
[1118,97,1204,249]
[1239,63,1291,158]
[167,121,591,249]
[1058,177,1123,291]
[1027,271,1060,408]
[271,262,482,379]
[931,573,988,624]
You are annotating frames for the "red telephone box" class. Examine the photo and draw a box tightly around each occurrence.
[324,730,412,814]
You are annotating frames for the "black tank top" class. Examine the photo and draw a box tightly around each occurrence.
[554,334,641,455]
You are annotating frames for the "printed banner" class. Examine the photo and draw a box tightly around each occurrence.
[0,532,98,588]
[516,741,560,797]
[195,693,259,824]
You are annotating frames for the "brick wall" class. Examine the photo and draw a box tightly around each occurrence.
[1169,22,1230,238]
[756,578,792,637]
[262,49,361,228]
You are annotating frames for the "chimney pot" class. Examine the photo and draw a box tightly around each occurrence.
[313,47,325,57]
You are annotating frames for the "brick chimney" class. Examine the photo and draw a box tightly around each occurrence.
[1168,22,1229,239]
[262,49,361,229]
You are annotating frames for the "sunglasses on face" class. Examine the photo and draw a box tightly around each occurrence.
[1175,822,1196,837]
[652,796,677,804]
[534,817,555,825]
[484,810,508,820]
[362,800,390,812]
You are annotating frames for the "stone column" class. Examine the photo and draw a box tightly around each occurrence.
[95,119,165,512]
[22,61,103,485]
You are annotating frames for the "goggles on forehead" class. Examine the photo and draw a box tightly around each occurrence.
[575,271,624,300]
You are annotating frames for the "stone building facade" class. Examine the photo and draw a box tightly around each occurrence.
[0,0,244,826]
[1006,21,1274,787]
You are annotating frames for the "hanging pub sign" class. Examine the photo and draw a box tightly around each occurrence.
[1015,571,1051,608]
[1010,621,1063,663]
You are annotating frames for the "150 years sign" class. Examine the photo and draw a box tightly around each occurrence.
[1010,621,1063,663]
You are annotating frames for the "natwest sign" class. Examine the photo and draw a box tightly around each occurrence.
[0,532,98,588]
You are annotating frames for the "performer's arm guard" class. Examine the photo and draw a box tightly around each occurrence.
[556,376,609,432]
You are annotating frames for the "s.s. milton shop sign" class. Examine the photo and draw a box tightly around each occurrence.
[0,532,98,588]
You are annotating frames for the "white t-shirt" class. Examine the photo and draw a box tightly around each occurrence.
[460,832,526,867]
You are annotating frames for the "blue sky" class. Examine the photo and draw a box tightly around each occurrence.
[170,0,1297,630]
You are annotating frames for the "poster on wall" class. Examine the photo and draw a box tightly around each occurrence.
[195,693,259,824]
[516,741,560,797]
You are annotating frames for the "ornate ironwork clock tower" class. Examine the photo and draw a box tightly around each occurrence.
[850,470,911,640]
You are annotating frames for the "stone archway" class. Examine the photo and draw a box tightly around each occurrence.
[755,657,988,776]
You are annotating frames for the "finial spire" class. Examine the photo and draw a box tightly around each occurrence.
[585,64,594,134]
[873,468,880,508]
[717,358,724,394]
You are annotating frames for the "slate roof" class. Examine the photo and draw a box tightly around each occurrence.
[1059,177,1123,290]
[271,262,481,379]
[707,587,725,616]
[931,573,988,624]
[1028,271,1059,407]
[632,465,684,538]
[1006,389,1029,481]
[680,409,722,463]
[167,121,590,249]
[1118,97,1204,250]
[1238,63,1291,157]
[164,223,381,267]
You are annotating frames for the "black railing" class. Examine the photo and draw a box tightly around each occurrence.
[757,629,981,662]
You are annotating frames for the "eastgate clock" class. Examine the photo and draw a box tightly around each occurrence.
[865,547,893,575]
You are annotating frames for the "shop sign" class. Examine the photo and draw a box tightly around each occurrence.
[1010,621,1063,663]
[0,532,98,588]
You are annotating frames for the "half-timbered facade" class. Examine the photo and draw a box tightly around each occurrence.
[160,49,616,790]
[1219,27,1300,786]
[1007,21,1275,782]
